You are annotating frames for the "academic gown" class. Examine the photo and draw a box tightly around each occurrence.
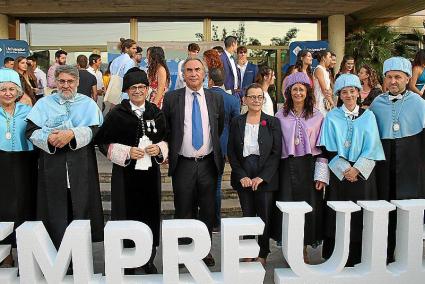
[95,99,166,247]
[369,90,425,261]
[25,93,104,248]
[0,103,37,247]
[271,108,327,246]
[319,107,385,266]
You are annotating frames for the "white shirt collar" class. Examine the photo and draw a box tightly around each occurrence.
[341,104,359,119]
[388,94,403,101]
[58,93,76,105]
[185,86,205,97]
[238,61,248,68]
[224,50,233,59]
[129,100,145,112]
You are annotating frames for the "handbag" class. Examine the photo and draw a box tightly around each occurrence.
[104,62,126,105]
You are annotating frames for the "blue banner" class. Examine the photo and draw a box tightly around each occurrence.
[289,40,329,68]
[0,40,30,67]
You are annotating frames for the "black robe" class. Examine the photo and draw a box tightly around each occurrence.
[25,123,104,249]
[271,155,324,246]
[375,132,425,262]
[95,100,166,247]
[321,109,379,267]
[0,150,37,247]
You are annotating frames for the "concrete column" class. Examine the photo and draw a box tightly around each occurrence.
[0,14,9,39]
[130,17,138,42]
[203,18,212,41]
[328,14,345,73]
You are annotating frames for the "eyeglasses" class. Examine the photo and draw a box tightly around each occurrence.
[246,95,264,101]
[0,87,18,93]
[129,85,148,92]
[57,79,76,85]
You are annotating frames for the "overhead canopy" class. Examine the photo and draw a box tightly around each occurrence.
[2,0,425,23]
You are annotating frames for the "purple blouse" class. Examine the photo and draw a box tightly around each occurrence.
[276,108,324,159]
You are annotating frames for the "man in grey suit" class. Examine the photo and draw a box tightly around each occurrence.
[162,58,224,266]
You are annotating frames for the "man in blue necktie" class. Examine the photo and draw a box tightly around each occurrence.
[162,58,225,267]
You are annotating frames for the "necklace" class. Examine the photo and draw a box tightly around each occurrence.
[390,93,406,132]
[344,116,354,149]
[134,110,147,145]
[293,109,304,146]
[1,105,16,149]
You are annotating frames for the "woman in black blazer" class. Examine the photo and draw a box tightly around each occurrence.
[227,83,282,265]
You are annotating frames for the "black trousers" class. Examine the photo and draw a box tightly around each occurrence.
[236,155,274,258]
[172,154,218,236]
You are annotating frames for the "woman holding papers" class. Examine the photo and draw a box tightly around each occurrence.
[319,74,385,266]
[95,68,168,274]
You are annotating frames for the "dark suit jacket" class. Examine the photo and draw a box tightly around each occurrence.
[162,87,225,176]
[227,112,282,191]
[209,86,241,156]
[240,62,258,91]
[220,52,238,91]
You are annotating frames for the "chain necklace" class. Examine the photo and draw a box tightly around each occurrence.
[390,94,406,132]
[134,110,147,146]
[292,109,305,146]
[344,116,354,149]
[1,105,16,150]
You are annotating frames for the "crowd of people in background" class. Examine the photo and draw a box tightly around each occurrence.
[1,35,425,274]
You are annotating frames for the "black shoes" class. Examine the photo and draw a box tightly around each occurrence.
[142,262,158,274]
[177,253,216,268]
[202,253,215,267]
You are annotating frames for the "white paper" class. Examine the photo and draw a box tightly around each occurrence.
[135,136,152,170]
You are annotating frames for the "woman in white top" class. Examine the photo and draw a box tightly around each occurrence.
[255,66,276,116]
[313,50,334,116]
[227,83,282,266]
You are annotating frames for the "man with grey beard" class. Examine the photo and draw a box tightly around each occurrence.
[25,65,104,250]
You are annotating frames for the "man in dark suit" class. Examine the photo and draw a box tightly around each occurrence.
[162,58,225,266]
[220,36,241,99]
[237,46,258,94]
[208,68,240,232]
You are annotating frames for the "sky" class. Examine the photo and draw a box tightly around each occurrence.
[20,21,318,47]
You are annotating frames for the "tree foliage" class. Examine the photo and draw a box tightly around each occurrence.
[345,25,416,79]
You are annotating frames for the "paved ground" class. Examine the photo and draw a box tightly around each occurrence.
[90,234,323,283]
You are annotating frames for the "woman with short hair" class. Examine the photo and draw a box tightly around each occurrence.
[0,68,37,267]
[320,74,385,266]
[96,68,168,274]
[228,83,282,265]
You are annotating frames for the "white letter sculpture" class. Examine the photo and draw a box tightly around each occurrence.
[16,220,102,283]
[0,222,18,284]
[104,220,161,283]
[221,217,265,284]
[274,200,425,284]
[162,219,216,284]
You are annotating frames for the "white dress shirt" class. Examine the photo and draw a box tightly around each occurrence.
[262,91,275,116]
[175,60,186,90]
[243,123,260,157]
[225,50,239,90]
[129,101,145,118]
[87,66,104,90]
[238,61,248,84]
[179,87,212,157]
[34,67,47,95]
